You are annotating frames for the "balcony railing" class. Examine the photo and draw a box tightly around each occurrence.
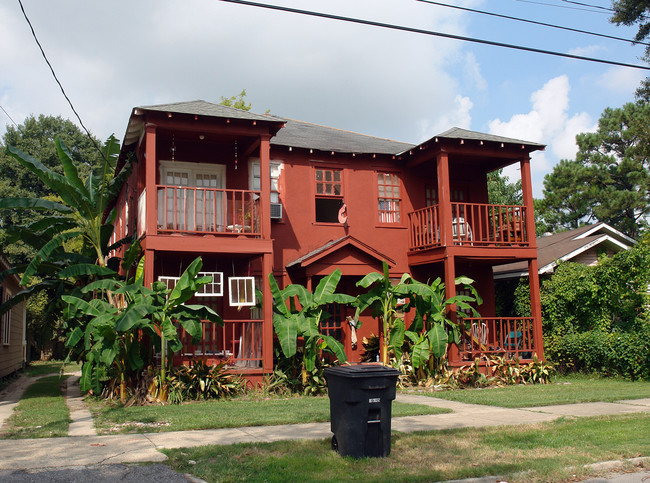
[458,317,535,362]
[175,319,263,369]
[156,186,261,236]
[408,202,529,251]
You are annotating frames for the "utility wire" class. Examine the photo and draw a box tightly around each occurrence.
[417,0,647,46]
[0,105,18,128]
[513,0,610,14]
[559,0,614,13]
[17,0,105,160]
[218,0,650,71]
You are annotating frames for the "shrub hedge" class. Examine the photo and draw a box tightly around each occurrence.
[513,234,650,379]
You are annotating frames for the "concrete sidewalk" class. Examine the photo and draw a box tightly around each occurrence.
[0,385,649,470]
[0,374,648,479]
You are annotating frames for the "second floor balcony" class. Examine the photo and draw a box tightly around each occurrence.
[138,186,262,238]
[408,202,530,251]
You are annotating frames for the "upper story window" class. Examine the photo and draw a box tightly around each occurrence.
[315,168,343,223]
[250,160,282,203]
[378,172,401,224]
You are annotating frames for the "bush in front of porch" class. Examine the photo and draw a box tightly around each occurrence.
[513,235,650,380]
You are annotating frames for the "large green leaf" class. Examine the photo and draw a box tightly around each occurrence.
[313,269,342,303]
[5,145,88,212]
[174,304,223,325]
[55,137,90,201]
[273,312,298,358]
[115,303,156,332]
[410,338,430,368]
[320,334,347,363]
[269,274,290,317]
[167,257,203,307]
[356,271,385,289]
[21,230,82,284]
[428,323,449,358]
[0,197,73,213]
[58,264,117,279]
[61,295,102,317]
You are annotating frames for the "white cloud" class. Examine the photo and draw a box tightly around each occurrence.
[488,75,595,196]
[597,67,645,95]
[417,95,473,141]
[463,52,487,91]
[567,45,606,57]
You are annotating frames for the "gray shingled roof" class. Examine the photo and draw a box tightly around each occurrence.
[436,127,546,149]
[137,100,284,124]
[129,101,544,155]
[273,118,414,155]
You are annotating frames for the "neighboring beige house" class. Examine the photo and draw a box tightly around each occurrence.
[493,223,636,281]
[0,256,26,378]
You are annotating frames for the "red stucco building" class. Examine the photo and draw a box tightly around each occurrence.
[113,100,545,381]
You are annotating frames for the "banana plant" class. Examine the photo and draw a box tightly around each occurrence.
[63,256,222,401]
[404,276,482,378]
[269,269,354,386]
[354,260,415,366]
[0,135,131,312]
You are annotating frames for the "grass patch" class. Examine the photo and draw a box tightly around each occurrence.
[163,413,650,482]
[2,375,70,439]
[418,374,650,408]
[88,396,449,434]
[25,360,81,377]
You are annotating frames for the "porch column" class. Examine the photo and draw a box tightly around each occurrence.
[262,253,274,372]
[145,124,157,237]
[144,248,155,288]
[436,151,453,246]
[528,258,545,359]
[259,134,272,240]
[444,255,460,365]
[519,156,537,248]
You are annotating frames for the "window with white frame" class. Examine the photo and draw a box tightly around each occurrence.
[229,277,256,307]
[377,172,401,223]
[1,287,11,345]
[196,272,224,297]
[249,159,282,203]
[158,276,180,291]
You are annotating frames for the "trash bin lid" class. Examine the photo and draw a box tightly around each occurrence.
[324,364,400,378]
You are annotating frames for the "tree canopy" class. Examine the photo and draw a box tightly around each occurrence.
[540,102,650,239]
[0,115,103,265]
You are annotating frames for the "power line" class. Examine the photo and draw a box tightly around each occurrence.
[417,0,646,46]
[0,105,18,128]
[16,0,105,160]
[513,0,610,14]
[218,0,650,71]
[558,0,614,13]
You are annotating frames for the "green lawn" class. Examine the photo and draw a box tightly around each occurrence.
[164,413,650,483]
[2,375,70,439]
[418,374,650,408]
[25,360,81,377]
[88,396,450,434]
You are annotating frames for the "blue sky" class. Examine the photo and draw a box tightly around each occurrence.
[0,0,646,196]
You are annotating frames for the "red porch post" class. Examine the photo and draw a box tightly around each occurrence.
[436,151,453,246]
[437,151,460,364]
[262,252,273,372]
[259,134,272,239]
[144,124,157,237]
[520,156,545,359]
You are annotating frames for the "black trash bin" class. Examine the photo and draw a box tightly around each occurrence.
[324,364,400,459]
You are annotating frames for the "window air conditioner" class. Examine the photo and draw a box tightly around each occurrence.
[270,202,283,220]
